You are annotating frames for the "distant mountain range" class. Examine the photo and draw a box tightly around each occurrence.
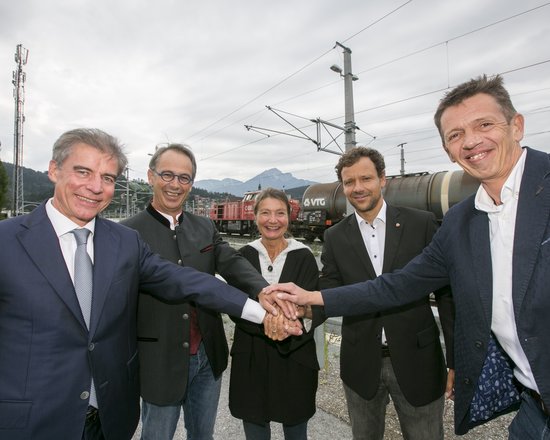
[0,162,317,207]
[194,167,317,196]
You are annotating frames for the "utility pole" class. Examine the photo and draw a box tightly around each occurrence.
[12,44,29,216]
[332,42,358,151]
[398,142,407,175]
[125,167,130,218]
[330,42,359,218]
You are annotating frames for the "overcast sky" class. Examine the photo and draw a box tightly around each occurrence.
[1,0,549,187]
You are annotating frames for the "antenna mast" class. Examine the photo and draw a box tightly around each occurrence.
[12,44,29,216]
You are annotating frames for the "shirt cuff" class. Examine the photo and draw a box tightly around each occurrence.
[241,299,266,324]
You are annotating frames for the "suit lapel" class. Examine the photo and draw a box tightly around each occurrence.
[17,204,86,328]
[512,148,550,316]
[90,218,120,336]
[469,207,493,326]
[345,214,377,278]
[382,206,403,273]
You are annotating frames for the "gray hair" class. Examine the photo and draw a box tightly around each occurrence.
[254,187,291,217]
[52,128,128,176]
[148,143,197,180]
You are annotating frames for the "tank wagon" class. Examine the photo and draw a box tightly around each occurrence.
[208,170,479,241]
[297,170,480,241]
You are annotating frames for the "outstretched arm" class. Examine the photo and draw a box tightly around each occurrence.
[263,283,324,306]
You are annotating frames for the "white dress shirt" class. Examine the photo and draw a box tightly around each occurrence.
[475,148,537,392]
[355,201,387,344]
[45,198,99,407]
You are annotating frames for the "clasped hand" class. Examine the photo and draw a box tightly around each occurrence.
[258,288,307,340]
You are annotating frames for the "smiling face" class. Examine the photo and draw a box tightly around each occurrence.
[341,156,386,223]
[147,149,193,218]
[48,143,118,226]
[440,93,524,199]
[255,197,289,242]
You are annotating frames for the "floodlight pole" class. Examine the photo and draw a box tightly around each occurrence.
[335,42,357,151]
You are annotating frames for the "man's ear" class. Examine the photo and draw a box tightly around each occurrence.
[147,168,154,186]
[511,113,525,143]
[48,160,58,183]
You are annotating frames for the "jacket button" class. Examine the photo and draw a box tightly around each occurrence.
[475,341,483,349]
[182,314,189,320]
[464,378,471,385]
[88,343,95,351]
[183,342,189,349]
[177,259,183,265]
[80,391,90,400]
[173,235,177,240]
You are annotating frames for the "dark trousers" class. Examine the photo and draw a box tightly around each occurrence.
[508,391,550,439]
[242,420,308,440]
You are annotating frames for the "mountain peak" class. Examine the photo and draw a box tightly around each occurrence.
[195,168,316,196]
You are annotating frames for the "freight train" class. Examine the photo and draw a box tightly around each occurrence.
[209,190,302,237]
[209,169,480,241]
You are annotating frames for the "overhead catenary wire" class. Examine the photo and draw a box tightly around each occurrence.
[186,2,550,181]
[187,2,411,144]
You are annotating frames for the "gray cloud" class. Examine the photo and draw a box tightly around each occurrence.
[1,0,549,185]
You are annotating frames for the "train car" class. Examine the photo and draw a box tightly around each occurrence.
[209,190,301,236]
[298,169,480,242]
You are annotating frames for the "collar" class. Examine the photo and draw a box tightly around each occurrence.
[354,199,387,227]
[475,148,526,213]
[146,203,184,230]
[45,198,96,238]
[248,237,308,256]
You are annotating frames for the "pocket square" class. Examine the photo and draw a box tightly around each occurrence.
[200,244,214,253]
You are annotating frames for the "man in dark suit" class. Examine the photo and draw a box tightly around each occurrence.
[319,147,454,439]
[0,128,270,440]
[122,144,269,440]
[270,75,550,438]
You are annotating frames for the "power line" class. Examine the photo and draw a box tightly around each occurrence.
[355,3,550,76]
[341,1,412,44]
[187,49,335,142]
[186,3,412,143]
[189,4,550,171]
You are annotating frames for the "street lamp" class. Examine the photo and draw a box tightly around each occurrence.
[331,42,358,151]
[330,64,342,74]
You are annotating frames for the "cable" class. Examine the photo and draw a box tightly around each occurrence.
[356,3,550,75]
[341,1,412,43]
[187,2,413,143]
[187,49,335,142]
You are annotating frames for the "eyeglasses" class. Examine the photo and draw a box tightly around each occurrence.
[151,169,193,185]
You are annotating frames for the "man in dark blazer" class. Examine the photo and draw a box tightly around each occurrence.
[319,147,454,439]
[0,129,269,440]
[270,75,550,439]
[122,144,268,440]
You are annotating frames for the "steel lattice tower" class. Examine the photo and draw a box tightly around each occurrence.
[12,44,28,216]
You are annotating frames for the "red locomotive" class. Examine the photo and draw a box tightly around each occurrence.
[209,190,301,237]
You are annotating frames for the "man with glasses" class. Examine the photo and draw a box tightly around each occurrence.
[123,144,269,440]
[0,129,272,440]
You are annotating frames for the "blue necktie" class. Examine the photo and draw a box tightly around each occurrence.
[71,228,98,408]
